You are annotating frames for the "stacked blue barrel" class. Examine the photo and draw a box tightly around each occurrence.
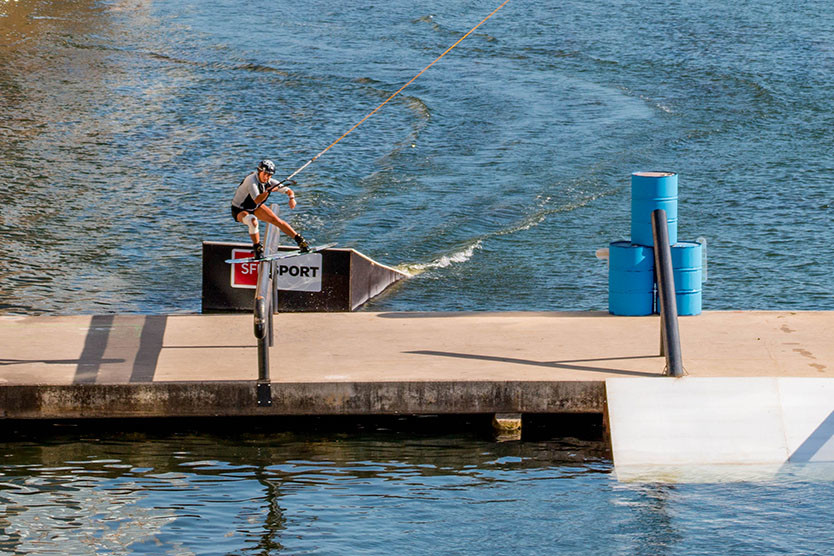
[608,171,704,316]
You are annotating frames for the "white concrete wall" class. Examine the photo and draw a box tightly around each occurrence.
[607,377,834,469]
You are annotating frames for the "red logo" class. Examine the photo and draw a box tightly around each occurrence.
[230,249,258,289]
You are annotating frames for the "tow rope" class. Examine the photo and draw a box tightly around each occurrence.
[281,0,510,184]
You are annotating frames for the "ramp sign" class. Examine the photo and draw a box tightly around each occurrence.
[275,253,323,292]
[230,249,258,289]
[230,250,323,292]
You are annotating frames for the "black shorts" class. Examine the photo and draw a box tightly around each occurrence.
[231,205,250,222]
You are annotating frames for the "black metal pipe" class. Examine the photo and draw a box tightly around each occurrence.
[651,209,685,377]
[257,338,269,382]
[254,209,278,407]
[255,291,272,406]
[254,295,266,340]
[255,293,269,382]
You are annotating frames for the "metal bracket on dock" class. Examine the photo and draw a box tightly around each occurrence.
[257,381,272,407]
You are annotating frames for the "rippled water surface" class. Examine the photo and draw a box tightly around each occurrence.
[1,0,832,314]
[3,1,834,554]
[2,419,834,555]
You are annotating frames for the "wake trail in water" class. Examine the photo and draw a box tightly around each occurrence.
[397,187,620,277]
[397,241,483,276]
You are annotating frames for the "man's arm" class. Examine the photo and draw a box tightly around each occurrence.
[267,179,296,209]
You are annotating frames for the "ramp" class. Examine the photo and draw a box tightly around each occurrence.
[202,242,407,312]
[606,377,834,474]
[277,248,406,312]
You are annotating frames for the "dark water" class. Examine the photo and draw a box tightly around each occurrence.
[3,1,834,553]
[2,418,834,555]
[1,0,832,314]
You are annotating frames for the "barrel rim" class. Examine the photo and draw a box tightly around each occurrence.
[609,240,652,248]
[632,171,677,177]
[670,241,702,248]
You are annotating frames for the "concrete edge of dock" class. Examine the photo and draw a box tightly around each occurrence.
[0,381,605,420]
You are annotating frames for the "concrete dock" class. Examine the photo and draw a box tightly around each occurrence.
[1,311,832,419]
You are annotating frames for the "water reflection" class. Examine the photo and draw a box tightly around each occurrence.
[613,484,682,556]
[3,417,834,554]
[616,462,834,484]
[0,417,609,554]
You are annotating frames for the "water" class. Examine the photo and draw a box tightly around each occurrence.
[1,0,831,314]
[2,419,834,555]
[3,1,834,553]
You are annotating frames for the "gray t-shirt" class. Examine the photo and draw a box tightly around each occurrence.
[231,172,289,211]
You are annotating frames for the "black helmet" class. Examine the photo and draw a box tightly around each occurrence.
[257,159,276,175]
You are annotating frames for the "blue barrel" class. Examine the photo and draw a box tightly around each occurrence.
[655,241,702,316]
[631,171,678,247]
[609,241,654,316]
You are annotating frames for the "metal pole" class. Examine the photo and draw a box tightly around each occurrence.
[268,261,275,348]
[266,204,279,349]
[255,259,273,406]
[255,292,268,379]
[651,209,685,377]
[252,205,282,407]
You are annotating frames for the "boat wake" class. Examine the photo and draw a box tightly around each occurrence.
[396,241,482,277]
[395,187,618,278]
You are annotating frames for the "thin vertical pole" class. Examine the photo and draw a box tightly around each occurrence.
[255,292,269,381]
[255,257,272,406]
[268,261,275,347]
[652,209,685,377]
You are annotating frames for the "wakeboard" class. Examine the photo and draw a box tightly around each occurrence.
[225,242,337,264]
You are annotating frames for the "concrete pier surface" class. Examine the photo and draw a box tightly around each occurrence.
[1,311,832,419]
